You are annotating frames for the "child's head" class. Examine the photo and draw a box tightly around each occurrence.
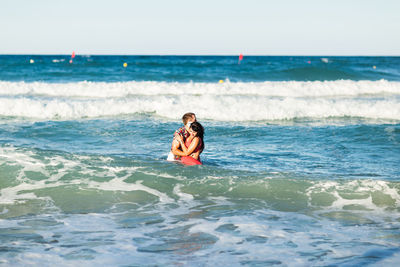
[182,112,196,126]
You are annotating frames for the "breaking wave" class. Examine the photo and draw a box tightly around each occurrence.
[0,80,399,121]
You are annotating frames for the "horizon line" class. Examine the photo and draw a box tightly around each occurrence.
[0,53,399,57]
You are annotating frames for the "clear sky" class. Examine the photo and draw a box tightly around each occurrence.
[1,0,399,55]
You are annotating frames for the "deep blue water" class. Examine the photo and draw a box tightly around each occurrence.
[0,55,399,266]
[1,55,399,82]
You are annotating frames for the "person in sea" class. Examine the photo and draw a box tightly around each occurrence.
[175,121,204,165]
[167,112,196,161]
[167,112,204,164]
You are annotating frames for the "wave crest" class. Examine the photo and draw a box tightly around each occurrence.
[0,80,399,121]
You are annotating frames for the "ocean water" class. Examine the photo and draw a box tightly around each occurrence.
[0,55,400,266]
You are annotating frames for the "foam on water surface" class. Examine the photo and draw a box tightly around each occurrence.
[0,145,399,265]
[0,80,400,121]
[1,145,399,214]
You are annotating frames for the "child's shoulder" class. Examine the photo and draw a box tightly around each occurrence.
[174,126,185,136]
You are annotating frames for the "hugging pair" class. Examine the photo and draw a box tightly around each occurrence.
[167,112,204,165]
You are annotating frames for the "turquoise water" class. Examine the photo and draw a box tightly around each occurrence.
[0,56,400,266]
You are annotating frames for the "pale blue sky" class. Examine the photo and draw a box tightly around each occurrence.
[1,0,399,55]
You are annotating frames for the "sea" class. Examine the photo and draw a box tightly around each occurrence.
[0,55,399,266]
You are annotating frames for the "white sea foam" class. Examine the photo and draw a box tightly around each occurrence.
[173,184,194,201]
[1,80,400,98]
[306,179,400,212]
[0,80,400,121]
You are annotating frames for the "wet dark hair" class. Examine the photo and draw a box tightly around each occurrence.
[190,122,204,150]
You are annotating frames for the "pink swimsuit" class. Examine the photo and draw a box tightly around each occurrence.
[181,137,202,165]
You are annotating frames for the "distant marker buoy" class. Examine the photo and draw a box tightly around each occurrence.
[123,62,128,68]
[238,53,243,64]
[69,51,75,64]
[30,59,34,64]
[219,80,224,83]
[373,65,376,69]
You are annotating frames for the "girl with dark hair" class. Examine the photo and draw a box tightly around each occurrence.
[176,121,204,165]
